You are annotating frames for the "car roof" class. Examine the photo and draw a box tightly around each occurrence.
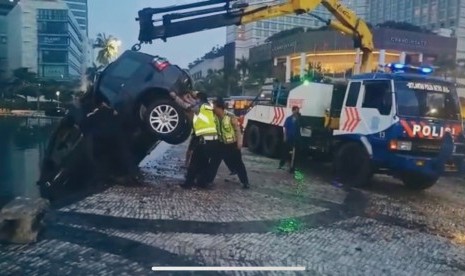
[350,72,453,84]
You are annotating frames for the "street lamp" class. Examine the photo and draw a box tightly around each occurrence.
[56,91,60,108]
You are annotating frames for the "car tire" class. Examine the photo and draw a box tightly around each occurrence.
[163,117,192,145]
[145,99,188,141]
[333,142,372,187]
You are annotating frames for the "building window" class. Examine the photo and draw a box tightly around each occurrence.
[263,22,269,28]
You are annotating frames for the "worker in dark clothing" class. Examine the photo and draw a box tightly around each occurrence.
[185,133,199,168]
[279,106,302,173]
[210,97,250,188]
[80,93,140,185]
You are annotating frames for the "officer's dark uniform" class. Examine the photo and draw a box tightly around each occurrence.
[279,110,302,173]
[209,99,249,188]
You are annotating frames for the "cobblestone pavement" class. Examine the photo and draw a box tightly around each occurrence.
[2,142,465,275]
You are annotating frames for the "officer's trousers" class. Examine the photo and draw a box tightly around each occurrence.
[184,140,221,187]
[209,143,249,185]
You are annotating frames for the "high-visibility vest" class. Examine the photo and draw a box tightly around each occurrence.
[193,104,218,136]
[217,114,236,144]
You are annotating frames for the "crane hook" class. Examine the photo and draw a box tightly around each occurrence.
[131,43,142,52]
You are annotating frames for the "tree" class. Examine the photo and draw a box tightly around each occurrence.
[188,45,225,69]
[94,33,121,65]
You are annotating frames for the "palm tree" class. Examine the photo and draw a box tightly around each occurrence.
[94,33,121,65]
[236,57,249,95]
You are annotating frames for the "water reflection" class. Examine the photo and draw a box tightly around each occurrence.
[0,117,59,207]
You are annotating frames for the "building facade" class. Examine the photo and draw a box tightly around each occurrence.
[249,28,457,82]
[0,0,18,79]
[367,0,465,61]
[7,0,85,80]
[64,0,88,35]
[189,56,224,81]
[225,0,368,62]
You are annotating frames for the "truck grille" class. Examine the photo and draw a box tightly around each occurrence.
[410,140,465,157]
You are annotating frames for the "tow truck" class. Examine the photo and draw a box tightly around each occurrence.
[243,64,465,189]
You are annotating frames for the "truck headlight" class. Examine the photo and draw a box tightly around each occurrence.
[389,140,412,151]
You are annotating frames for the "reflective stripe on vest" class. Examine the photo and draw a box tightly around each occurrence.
[218,115,236,143]
[193,104,217,136]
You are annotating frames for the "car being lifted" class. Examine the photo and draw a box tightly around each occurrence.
[37,51,195,200]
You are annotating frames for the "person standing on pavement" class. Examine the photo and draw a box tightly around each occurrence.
[171,91,221,189]
[210,98,250,189]
[279,106,302,173]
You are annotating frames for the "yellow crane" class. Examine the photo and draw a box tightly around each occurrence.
[136,0,374,73]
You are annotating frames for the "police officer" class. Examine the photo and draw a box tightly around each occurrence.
[172,91,220,189]
[210,98,250,189]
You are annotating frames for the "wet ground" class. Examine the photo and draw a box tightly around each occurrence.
[1,142,465,275]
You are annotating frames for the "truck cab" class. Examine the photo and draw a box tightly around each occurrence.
[243,63,464,190]
[332,64,464,189]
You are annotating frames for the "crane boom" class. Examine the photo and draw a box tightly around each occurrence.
[137,0,374,73]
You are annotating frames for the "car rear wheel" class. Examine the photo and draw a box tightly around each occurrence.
[145,99,189,143]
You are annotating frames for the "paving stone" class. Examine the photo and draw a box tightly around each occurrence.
[1,141,465,275]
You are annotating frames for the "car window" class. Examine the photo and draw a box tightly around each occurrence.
[346,82,361,107]
[109,58,142,79]
[362,80,392,115]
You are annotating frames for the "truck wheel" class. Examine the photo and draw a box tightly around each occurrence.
[401,174,438,190]
[263,127,281,157]
[246,124,262,153]
[333,142,372,187]
[145,99,187,141]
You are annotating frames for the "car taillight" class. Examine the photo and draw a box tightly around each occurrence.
[152,58,169,71]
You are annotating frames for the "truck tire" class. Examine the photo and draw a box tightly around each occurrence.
[333,142,372,187]
[145,99,188,142]
[401,174,438,190]
[263,126,281,157]
[246,124,262,153]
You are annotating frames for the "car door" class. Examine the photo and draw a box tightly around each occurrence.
[99,57,143,107]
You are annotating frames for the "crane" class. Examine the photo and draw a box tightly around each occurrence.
[135,0,374,74]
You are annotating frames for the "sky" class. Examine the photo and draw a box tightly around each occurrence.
[88,0,227,68]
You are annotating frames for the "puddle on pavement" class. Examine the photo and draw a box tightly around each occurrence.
[140,142,185,180]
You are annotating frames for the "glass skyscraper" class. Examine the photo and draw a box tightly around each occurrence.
[227,0,369,60]
[64,0,88,35]
[367,0,465,60]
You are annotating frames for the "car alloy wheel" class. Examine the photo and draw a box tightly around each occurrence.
[149,104,180,134]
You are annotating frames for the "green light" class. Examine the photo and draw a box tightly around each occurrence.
[303,80,310,85]
[275,218,304,234]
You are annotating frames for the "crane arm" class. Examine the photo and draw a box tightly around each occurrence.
[137,0,374,73]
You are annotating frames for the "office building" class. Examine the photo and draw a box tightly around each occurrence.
[249,27,457,82]
[225,0,368,62]
[64,0,88,35]
[367,0,465,61]
[0,0,19,79]
[7,0,85,80]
